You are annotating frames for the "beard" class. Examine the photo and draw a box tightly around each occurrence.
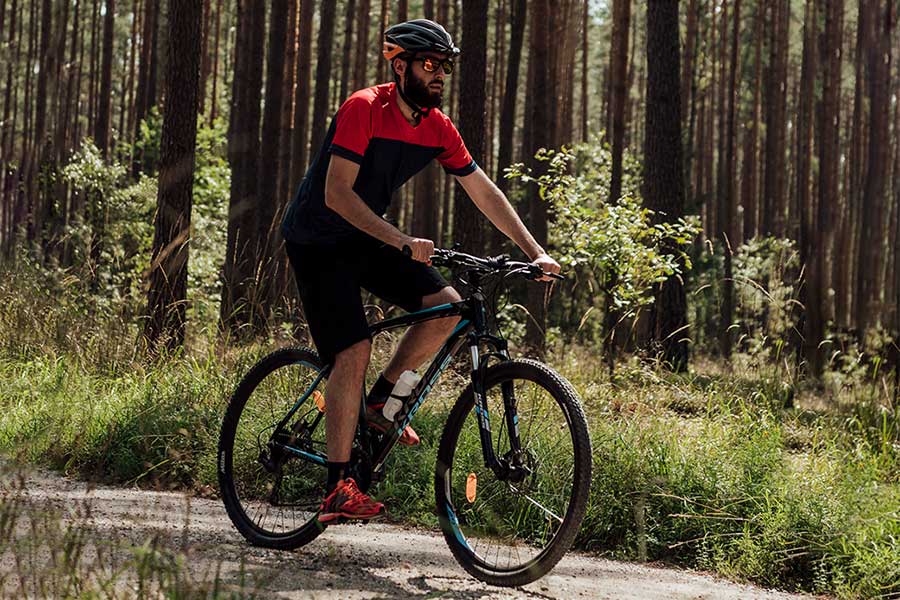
[404,68,443,110]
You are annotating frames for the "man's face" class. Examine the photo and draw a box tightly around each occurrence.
[402,52,448,110]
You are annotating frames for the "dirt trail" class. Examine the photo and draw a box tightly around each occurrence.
[4,466,819,599]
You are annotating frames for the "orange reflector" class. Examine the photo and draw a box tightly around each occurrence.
[465,472,478,503]
[313,391,326,413]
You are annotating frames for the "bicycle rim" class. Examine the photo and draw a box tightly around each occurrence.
[221,348,329,545]
[437,360,590,582]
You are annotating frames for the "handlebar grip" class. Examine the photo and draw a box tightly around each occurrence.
[401,244,412,258]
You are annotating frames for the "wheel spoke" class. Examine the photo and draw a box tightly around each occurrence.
[507,483,564,524]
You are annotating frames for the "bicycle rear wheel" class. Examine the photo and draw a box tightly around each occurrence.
[218,347,329,550]
[434,359,591,586]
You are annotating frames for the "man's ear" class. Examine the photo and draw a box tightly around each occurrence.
[392,58,407,79]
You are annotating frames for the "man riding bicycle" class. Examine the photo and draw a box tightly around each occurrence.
[280,19,560,523]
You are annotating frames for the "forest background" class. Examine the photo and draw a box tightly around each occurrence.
[0,0,898,597]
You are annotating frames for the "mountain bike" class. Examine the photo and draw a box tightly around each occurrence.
[217,248,592,586]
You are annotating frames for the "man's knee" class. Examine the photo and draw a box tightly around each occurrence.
[424,287,462,331]
[423,286,462,308]
[333,338,372,372]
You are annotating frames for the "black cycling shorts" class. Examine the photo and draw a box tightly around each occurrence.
[285,236,449,365]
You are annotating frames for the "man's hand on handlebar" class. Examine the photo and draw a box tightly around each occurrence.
[401,237,435,265]
[531,253,562,282]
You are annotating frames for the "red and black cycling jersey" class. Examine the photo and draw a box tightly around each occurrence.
[282,82,477,245]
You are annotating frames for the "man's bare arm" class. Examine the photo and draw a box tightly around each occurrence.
[325,155,433,262]
[455,167,547,260]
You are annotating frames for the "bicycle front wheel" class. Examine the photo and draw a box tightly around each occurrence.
[435,359,592,586]
[218,347,329,550]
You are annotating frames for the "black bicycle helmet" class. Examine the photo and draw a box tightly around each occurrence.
[383,19,460,61]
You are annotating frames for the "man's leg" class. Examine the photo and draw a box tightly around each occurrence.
[383,286,462,381]
[318,337,385,523]
[325,338,371,463]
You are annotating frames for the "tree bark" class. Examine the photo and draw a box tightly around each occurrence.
[452,0,488,253]
[645,0,689,371]
[607,0,631,203]
[580,0,589,142]
[308,0,336,156]
[762,0,789,238]
[524,0,550,353]
[377,0,389,83]
[794,0,817,360]
[209,0,223,123]
[277,0,299,204]
[291,0,315,184]
[808,0,844,376]
[741,0,764,242]
[95,0,115,156]
[339,0,356,101]
[255,0,289,326]
[221,0,266,335]
[145,0,202,350]
[353,0,371,91]
[0,0,18,257]
[856,0,893,335]
[717,0,740,358]
[495,0,526,200]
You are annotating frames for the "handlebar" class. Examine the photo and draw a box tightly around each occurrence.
[402,245,564,281]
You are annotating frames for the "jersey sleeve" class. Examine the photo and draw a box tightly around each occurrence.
[328,95,373,163]
[437,118,478,176]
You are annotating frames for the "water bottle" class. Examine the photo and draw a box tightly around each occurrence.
[382,370,422,421]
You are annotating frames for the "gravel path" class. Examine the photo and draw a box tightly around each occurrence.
[1,466,821,599]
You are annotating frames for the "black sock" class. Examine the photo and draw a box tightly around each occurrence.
[367,373,395,406]
[326,461,350,492]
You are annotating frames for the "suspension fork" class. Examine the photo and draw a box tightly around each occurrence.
[470,335,523,473]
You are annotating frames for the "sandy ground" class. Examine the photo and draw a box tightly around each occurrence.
[0,465,822,600]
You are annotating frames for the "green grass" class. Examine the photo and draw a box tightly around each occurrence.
[0,266,897,598]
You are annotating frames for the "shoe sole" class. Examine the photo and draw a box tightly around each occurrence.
[318,510,386,524]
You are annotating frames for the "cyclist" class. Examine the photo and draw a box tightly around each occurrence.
[280,19,560,523]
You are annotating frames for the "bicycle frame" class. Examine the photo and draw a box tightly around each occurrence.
[271,287,516,481]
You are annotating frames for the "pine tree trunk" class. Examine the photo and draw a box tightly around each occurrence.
[291,0,314,184]
[452,0,487,254]
[254,0,290,326]
[95,0,115,156]
[808,0,844,376]
[719,0,740,359]
[339,0,356,101]
[352,0,371,90]
[607,0,630,204]
[277,0,299,205]
[762,0,789,237]
[0,0,17,257]
[376,0,388,83]
[308,0,336,156]
[209,0,223,123]
[495,0,526,200]
[580,0,589,142]
[221,0,266,335]
[198,0,212,113]
[794,0,817,358]
[127,0,142,140]
[680,0,698,197]
[145,0,202,350]
[524,0,549,353]
[645,0,689,371]
[856,0,893,336]
[742,0,764,242]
